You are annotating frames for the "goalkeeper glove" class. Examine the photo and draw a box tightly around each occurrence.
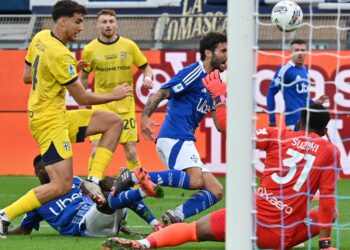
[319,238,336,250]
[202,69,227,107]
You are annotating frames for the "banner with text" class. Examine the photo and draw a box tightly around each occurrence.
[0,50,349,177]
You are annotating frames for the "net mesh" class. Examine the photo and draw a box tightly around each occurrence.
[254,2,350,249]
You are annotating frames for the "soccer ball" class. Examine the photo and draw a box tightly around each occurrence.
[271,1,303,32]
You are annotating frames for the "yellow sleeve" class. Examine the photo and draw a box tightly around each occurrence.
[25,39,35,65]
[82,46,93,73]
[131,40,147,68]
[50,53,78,85]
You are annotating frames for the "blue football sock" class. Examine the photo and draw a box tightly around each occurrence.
[148,170,190,189]
[127,201,156,224]
[177,190,218,218]
[108,188,143,209]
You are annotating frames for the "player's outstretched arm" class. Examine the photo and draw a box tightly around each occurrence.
[67,80,132,106]
[141,89,169,141]
[202,70,227,133]
[8,226,32,235]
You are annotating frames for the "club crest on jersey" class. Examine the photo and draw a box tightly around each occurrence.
[120,52,126,60]
[68,64,75,76]
[190,154,199,163]
[63,141,70,151]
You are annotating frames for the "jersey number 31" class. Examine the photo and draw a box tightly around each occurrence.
[271,148,315,192]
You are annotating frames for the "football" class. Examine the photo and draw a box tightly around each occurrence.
[271,0,303,32]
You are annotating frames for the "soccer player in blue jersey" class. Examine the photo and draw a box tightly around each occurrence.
[267,39,328,130]
[9,155,163,237]
[137,32,227,225]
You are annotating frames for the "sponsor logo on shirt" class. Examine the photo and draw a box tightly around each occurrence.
[196,98,211,114]
[95,66,131,71]
[49,192,82,216]
[256,187,293,215]
[105,54,118,60]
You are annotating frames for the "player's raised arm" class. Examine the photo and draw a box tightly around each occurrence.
[66,80,132,106]
[141,89,169,141]
[202,70,227,133]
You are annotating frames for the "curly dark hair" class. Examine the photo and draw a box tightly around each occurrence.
[52,0,87,22]
[199,32,227,61]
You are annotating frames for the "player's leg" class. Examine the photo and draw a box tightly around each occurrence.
[157,140,222,224]
[80,205,126,237]
[110,168,163,231]
[123,141,140,170]
[284,206,338,249]
[102,209,225,249]
[0,129,74,237]
[120,112,141,171]
[77,110,123,203]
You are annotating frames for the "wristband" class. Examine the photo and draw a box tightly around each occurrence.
[213,95,226,107]
[319,237,331,249]
[144,76,152,82]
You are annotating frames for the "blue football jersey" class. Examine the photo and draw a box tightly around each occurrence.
[267,61,314,128]
[157,61,215,141]
[20,177,94,236]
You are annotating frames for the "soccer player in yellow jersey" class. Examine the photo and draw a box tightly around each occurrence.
[80,9,153,172]
[0,0,133,238]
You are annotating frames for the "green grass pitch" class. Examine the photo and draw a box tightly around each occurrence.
[0,176,348,249]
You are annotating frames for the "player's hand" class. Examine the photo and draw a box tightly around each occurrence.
[269,122,276,127]
[111,83,133,100]
[76,60,90,72]
[143,76,153,89]
[315,95,329,104]
[202,69,227,98]
[141,116,160,142]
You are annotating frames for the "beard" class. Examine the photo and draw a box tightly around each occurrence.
[210,56,225,72]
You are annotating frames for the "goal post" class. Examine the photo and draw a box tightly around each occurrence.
[226,1,256,249]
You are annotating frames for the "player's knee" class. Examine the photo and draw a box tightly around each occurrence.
[204,179,224,200]
[189,177,204,189]
[53,180,73,196]
[109,115,123,133]
[213,186,224,200]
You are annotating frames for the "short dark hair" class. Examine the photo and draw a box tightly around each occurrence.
[33,154,50,184]
[290,39,307,47]
[52,0,87,22]
[97,9,117,19]
[199,32,227,61]
[301,103,330,131]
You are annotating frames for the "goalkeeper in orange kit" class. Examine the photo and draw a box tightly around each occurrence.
[101,70,339,250]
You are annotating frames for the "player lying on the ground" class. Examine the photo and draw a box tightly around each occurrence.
[101,72,339,250]
[9,155,163,237]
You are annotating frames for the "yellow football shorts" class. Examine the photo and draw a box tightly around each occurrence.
[30,109,93,166]
[90,111,138,144]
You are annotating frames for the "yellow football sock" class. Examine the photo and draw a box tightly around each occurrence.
[89,147,113,179]
[87,155,93,175]
[127,159,141,171]
[3,189,41,220]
